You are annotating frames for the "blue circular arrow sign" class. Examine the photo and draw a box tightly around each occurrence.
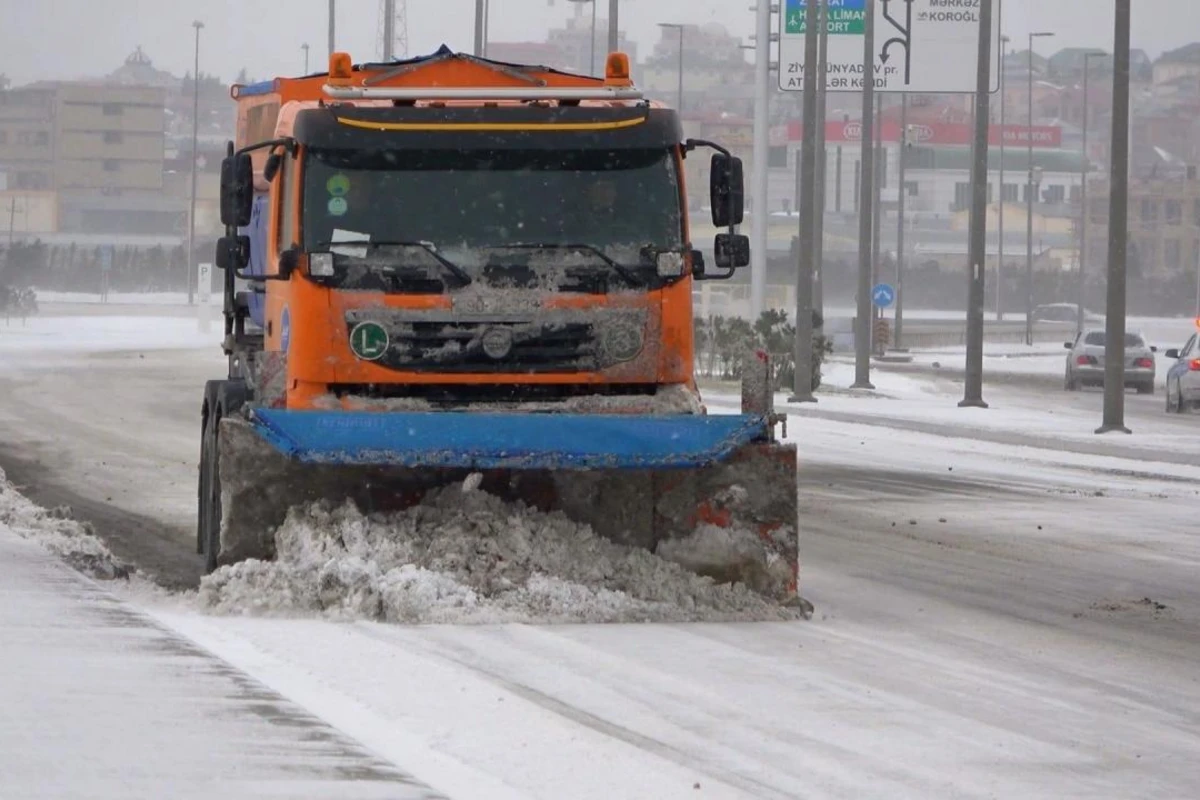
[872,283,896,309]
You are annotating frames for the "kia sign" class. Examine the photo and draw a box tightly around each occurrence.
[779,0,1003,94]
[787,121,1064,149]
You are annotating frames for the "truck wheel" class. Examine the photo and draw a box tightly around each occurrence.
[199,381,249,574]
[197,381,220,555]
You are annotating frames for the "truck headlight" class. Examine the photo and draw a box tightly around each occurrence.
[656,251,686,277]
[310,252,335,277]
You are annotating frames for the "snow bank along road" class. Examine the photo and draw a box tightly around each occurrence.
[0,507,442,799]
[2,307,1200,797]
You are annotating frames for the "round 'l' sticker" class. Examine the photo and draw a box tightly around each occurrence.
[326,174,351,197]
[349,321,389,361]
[328,196,348,217]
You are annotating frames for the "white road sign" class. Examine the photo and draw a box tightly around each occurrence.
[779,0,1003,94]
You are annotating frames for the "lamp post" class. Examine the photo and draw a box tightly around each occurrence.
[748,1,771,321]
[1078,50,1106,337]
[474,0,486,56]
[328,0,336,57]
[658,23,685,112]
[1097,0,1132,435]
[563,0,599,74]
[997,34,1009,321]
[1025,30,1055,345]
[960,0,995,409]
[852,0,877,389]
[302,42,310,73]
[187,20,204,307]
[608,0,619,54]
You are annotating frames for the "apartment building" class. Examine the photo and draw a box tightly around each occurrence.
[0,81,166,191]
[0,86,56,190]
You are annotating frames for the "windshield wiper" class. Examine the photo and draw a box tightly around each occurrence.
[492,243,645,287]
[313,239,472,287]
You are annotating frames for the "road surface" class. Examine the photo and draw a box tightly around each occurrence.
[1,308,1198,797]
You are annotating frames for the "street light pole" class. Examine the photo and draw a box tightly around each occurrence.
[383,0,396,60]
[591,0,597,73]
[961,0,994,408]
[328,0,336,57]
[608,0,619,54]
[1078,50,1105,337]
[814,2,830,343]
[474,0,486,56]
[896,96,908,348]
[302,42,310,73]
[1097,0,1133,435]
[657,24,686,112]
[749,1,771,320]
[676,27,684,111]
[997,34,1009,321]
[1026,31,1054,345]
[790,0,821,403]
[852,0,877,389]
[187,20,204,307]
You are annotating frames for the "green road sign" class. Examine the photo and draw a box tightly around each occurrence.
[786,0,866,36]
[349,321,390,361]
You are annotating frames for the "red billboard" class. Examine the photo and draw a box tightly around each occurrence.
[786,121,1063,149]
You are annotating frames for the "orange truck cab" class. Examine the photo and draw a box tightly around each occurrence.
[214,47,749,412]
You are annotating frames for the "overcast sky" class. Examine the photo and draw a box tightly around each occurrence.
[1,0,1198,86]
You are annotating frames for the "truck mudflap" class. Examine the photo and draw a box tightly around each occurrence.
[215,410,799,601]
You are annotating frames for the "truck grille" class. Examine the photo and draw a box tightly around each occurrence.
[343,305,651,373]
[384,319,598,373]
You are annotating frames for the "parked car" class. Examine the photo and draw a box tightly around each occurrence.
[1164,332,1200,413]
[1064,328,1157,394]
[1034,303,1104,325]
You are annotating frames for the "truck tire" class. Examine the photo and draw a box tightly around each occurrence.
[197,381,221,555]
[199,380,248,574]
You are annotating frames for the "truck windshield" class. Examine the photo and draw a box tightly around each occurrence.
[301,147,684,291]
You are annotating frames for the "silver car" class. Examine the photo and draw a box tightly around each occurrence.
[1164,332,1200,413]
[1064,328,1157,394]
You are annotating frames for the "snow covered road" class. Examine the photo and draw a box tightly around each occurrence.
[0,524,442,799]
[2,307,1200,797]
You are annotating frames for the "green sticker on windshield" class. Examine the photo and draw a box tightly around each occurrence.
[326,173,351,197]
[328,197,348,217]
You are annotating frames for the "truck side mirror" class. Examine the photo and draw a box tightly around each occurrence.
[215,235,250,272]
[220,152,254,228]
[714,233,750,269]
[710,154,745,228]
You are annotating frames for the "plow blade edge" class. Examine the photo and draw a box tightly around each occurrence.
[216,410,799,601]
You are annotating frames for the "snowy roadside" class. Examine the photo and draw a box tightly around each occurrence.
[703,359,1199,463]
[0,466,136,583]
[0,313,221,361]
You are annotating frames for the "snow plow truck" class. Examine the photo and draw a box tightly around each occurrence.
[199,46,800,602]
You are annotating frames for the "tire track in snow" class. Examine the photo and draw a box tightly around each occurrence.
[350,623,802,800]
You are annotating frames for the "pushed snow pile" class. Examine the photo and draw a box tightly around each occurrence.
[199,482,801,624]
[0,469,130,581]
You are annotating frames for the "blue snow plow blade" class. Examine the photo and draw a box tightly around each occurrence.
[247,410,770,470]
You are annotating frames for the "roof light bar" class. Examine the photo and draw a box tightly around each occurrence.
[321,85,645,102]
